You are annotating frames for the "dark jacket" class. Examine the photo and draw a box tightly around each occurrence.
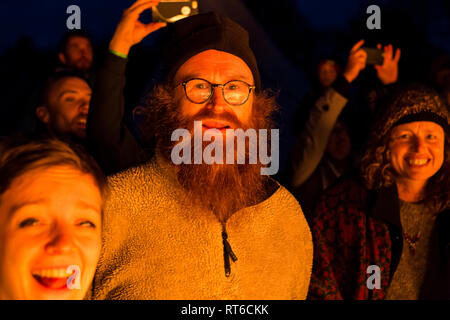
[87,52,148,175]
[308,178,450,300]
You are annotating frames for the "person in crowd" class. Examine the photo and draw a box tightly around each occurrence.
[308,84,450,299]
[291,58,342,137]
[35,71,91,143]
[288,40,401,221]
[90,1,312,300]
[57,30,94,82]
[87,0,166,175]
[0,138,106,300]
[317,59,341,89]
[292,115,356,222]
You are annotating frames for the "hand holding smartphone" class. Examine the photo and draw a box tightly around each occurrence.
[361,47,385,65]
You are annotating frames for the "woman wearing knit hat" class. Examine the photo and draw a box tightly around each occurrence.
[308,84,450,300]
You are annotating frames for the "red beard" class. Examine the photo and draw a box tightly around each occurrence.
[140,85,279,221]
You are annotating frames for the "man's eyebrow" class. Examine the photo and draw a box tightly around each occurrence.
[178,74,201,83]
[228,75,253,83]
[58,90,91,99]
[58,90,78,98]
[178,74,253,84]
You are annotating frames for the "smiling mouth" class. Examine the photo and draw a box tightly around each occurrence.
[77,118,87,127]
[32,268,74,290]
[406,158,431,167]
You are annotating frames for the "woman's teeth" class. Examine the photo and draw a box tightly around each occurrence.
[32,268,73,278]
[408,159,429,166]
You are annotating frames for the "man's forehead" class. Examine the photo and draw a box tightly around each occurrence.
[174,50,254,84]
[67,36,91,47]
[53,77,91,94]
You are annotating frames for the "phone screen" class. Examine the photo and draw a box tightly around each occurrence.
[152,1,199,23]
[362,47,384,65]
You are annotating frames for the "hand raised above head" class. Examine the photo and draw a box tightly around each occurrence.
[109,0,167,57]
[343,39,367,83]
[374,43,401,85]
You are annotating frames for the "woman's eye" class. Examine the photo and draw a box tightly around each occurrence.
[426,134,436,140]
[78,220,96,229]
[19,218,39,228]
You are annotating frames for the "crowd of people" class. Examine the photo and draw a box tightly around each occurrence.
[0,0,449,300]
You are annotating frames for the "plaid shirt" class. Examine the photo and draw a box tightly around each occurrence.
[307,178,450,300]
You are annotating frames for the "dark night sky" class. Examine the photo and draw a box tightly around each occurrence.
[1,0,449,53]
[1,0,449,170]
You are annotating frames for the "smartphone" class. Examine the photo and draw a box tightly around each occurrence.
[361,47,384,65]
[152,0,199,23]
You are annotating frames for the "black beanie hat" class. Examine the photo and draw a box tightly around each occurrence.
[162,12,261,92]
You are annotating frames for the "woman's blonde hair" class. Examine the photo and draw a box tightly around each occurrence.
[0,138,107,200]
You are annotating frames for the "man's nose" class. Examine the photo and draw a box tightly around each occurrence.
[79,98,90,114]
[79,47,88,56]
[45,225,75,255]
[208,86,227,112]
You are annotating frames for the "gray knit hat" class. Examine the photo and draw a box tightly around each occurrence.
[372,84,450,141]
[162,12,261,91]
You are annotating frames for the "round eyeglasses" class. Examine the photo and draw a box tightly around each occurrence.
[177,78,255,106]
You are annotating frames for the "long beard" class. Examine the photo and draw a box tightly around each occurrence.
[142,85,278,222]
[176,158,265,222]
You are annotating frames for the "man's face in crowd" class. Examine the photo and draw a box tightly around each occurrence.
[318,61,338,88]
[0,165,102,300]
[173,49,255,136]
[37,77,91,140]
[164,49,267,219]
[58,36,93,73]
[389,121,445,184]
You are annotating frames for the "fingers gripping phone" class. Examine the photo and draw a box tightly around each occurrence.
[361,47,384,65]
[152,0,199,23]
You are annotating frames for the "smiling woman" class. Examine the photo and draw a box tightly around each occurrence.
[362,84,450,209]
[0,138,106,300]
[308,84,450,300]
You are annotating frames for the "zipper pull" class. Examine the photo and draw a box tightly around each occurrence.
[222,230,237,277]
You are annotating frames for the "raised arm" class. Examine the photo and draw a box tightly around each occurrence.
[87,0,166,175]
[290,40,367,188]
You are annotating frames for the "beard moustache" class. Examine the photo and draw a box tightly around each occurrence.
[142,85,278,222]
[74,57,92,72]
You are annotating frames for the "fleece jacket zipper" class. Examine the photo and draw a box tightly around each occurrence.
[221,224,238,277]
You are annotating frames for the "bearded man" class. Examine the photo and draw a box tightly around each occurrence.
[90,0,312,300]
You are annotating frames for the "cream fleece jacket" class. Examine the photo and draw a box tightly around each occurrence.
[91,156,313,300]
